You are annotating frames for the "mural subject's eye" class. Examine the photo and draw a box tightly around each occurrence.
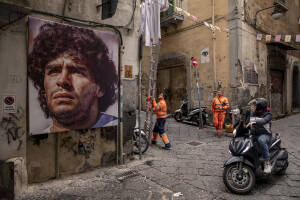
[69,66,88,77]
[48,69,60,75]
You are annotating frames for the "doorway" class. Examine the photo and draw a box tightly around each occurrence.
[292,66,300,111]
[270,69,284,116]
[156,65,187,113]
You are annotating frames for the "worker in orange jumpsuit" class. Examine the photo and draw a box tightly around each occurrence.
[150,93,171,149]
[211,90,229,137]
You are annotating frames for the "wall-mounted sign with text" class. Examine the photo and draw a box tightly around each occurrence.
[2,94,17,113]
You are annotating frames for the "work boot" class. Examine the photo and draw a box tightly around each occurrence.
[162,143,171,150]
[151,140,157,145]
[264,161,272,174]
[217,130,222,138]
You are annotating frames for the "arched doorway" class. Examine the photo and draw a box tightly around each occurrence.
[292,65,300,111]
[156,52,190,113]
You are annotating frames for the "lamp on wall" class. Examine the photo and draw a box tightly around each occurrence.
[254,3,283,28]
[271,7,283,20]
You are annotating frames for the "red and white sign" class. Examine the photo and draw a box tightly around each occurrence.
[192,57,198,67]
[2,95,17,113]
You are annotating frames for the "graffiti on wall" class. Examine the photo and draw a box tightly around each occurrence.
[0,107,24,150]
[60,129,97,158]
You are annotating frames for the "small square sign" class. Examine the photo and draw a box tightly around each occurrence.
[125,65,133,78]
[2,95,17,113]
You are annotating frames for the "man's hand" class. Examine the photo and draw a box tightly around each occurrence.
[246,122,256,128]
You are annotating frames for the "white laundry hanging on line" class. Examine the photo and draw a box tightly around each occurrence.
[139,2,146,35]
[139,0,167,46]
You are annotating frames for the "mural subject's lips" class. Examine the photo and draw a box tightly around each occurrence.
[53,93,74,99]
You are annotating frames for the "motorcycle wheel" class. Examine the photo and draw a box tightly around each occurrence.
[133,134,149,154]
[174,112,183,122]
[223,163,255,195]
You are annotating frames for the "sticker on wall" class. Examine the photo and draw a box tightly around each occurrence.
[201,47,210,64]
[2,94,17,113]
[125,65,133,78]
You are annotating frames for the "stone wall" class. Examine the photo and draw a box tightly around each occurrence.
[0,0,140,197]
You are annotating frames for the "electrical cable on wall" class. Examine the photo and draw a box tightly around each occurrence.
[1,0,139,45]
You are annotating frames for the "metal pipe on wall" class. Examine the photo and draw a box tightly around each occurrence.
[212,0,217,90]
[119,44,125,165]
[138,35,143,159]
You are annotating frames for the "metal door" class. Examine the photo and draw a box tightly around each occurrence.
[156,65,187,113]
[270,69,284,116]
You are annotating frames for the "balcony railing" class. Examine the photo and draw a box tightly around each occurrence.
[160,0,184,28]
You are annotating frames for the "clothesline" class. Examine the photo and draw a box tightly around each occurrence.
[141,0,300,44]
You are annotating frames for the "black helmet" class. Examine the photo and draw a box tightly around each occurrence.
[248,98,268,112]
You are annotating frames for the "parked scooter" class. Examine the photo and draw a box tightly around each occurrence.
[174,99,208,126]
[223,108,289,194]
[133,120,149,155]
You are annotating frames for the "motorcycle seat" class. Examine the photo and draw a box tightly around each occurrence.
[189,108,198,111]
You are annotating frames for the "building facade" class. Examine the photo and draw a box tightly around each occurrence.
[0,0,140,198]
[141,0,300,118]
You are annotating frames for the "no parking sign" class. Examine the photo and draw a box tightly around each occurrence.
[2,95,17,113]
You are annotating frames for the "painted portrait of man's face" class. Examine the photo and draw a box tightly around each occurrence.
[44,53,105,132]
[28,17,119,135]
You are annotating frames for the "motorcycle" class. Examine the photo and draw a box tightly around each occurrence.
[223,108,289,194]
[174,99,208,126]
[133,121,149,155]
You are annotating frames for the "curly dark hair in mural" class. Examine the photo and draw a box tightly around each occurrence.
[28,22,118,118]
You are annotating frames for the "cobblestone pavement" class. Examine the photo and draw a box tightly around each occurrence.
[19,114,300,200]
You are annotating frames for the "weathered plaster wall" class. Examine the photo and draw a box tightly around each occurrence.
[141,0,230,112]
[287,55,300,112]
[0,0,140,185]
[0,18,27,161]
[229,0,300,115]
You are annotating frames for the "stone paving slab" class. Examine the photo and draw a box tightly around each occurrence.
[18,114,300,200]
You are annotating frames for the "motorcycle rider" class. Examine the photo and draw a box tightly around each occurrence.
[151,93,171,149]
[246,98,272,174]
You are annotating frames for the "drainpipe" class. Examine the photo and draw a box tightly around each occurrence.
[119,44,125,165]
[138,35,143,159]
[212,0,217,90]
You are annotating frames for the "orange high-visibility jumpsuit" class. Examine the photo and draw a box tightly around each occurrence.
[151,97,170,147]
[211,95,229,135]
